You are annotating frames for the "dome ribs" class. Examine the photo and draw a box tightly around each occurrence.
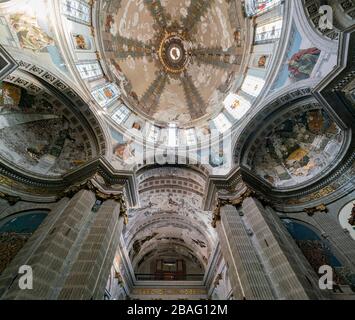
[181,72,205,120]
[144,0,170,30]
[139,71,169,115]
[181,0,215,33]
[191,46,242,69]
[115,35,153,60]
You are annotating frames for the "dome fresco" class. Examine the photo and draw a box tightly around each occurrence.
[252,109,345,188]
[100,0,245,126]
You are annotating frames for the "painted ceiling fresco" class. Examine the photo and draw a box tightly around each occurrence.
[252,108,345,188]
[0,82,90,176]
[124,167,216,272]
[0,0,68,75]
[100,0,244,126]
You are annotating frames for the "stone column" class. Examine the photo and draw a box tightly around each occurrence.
[213,191,327,300]
[241,197,326,300]
[0,184,127,300]
[310,211,355,272]
[216,204,275,300]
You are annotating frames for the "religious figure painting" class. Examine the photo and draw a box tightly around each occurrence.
[0,83,88,176]
[270,25,324,93]
[253,109,344,188]
[2,0,68,73]
[288,47,321,80]
[72,34,92,51]
[110,128,137,166]
[9,13,55,52]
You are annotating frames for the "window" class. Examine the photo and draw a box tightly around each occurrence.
[62,0,91,25]
[241,75,265,97]
[245,0,281,17]
[213,113,231,133]
[112,105,130,124]
[76,62,102,80]
[254,19,283,44]
[185,128,197,146]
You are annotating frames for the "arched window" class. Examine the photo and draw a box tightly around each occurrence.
[0,210,48,274]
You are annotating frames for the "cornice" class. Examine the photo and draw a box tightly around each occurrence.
[0,157,138,207]
[62,178,128,224]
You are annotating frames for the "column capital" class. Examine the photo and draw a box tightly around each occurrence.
[63,177,128,225]
[212,187,255,228]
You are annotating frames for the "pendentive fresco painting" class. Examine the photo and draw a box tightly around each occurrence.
[0,82,88,175]
[253,109,344,188]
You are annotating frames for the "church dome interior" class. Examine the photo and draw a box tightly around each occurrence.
[0,0,354,302]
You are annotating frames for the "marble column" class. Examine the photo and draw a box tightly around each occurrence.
[0,186,126,300]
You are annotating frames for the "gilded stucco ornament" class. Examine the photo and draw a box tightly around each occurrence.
[0,191,21,206]
[304,204,328,216]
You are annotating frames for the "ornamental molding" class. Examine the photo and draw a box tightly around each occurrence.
[0,157,138,208]
[0,45,18,80]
